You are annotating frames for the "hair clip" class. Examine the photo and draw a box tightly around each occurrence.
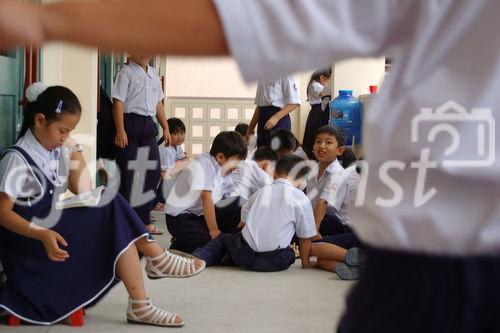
[55,100,63,114]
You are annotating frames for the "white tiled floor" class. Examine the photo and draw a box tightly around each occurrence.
[1,212,354,333]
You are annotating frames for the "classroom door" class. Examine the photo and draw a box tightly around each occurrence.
[0,49,22,152]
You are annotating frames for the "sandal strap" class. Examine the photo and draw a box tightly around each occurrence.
[148,251,195,276]
[128,298,152,305]
[128,299,177,324]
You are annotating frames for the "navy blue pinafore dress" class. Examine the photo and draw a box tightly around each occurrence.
[0,147,152,325]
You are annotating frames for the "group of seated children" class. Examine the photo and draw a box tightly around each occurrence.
[156,118,364,280]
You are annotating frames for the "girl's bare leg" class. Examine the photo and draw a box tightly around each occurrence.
[116,242,183,324]
[116,243,147,300]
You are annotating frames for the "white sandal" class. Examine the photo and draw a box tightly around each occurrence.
[127,298,184,327]
[145,250,206,279]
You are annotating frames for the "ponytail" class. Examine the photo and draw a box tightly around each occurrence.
[306,68,332,98]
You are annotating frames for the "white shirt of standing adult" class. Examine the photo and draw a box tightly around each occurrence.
[213,0,500,256]
[111,61,164,117]
[254,76,301,108]
[241,179,317,253]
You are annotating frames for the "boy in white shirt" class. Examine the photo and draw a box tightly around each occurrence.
[165,131,246,253]
[111,54,169,235]
[215,146,277,232]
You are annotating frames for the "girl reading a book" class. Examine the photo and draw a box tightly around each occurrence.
[0,83,205,327]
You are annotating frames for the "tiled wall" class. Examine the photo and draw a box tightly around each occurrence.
[166,98,255,156]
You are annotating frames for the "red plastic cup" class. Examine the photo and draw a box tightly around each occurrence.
[369,85,378,94]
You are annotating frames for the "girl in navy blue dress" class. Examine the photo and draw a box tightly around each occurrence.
[302,69,332,160]
[0,83,205,327]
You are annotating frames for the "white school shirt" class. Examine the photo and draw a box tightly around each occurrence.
[308,81,324,105]
[306,159,346,216]
[165,153,225,216]
[254,76,301,108]
[225,160,273,201]
[338,165,361,224]
[213,0,500,256]
[111,61,164,117]
[0,130,69,201]
[241,179,317,252]
[159,145,185,171]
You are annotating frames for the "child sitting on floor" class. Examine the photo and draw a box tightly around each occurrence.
[216,146,277,232]
[164,131,247,253]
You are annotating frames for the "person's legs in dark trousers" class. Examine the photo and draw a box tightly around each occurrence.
[215,196,244,233]
[192,234,229,266]
[223,234,295,272]
[338,249,500,333]
[134,116,161,224]
[150,178,163,210]
[165,213,212,253]
[115,114,160,226]
[115,114,140,217]
[257,106,291,147]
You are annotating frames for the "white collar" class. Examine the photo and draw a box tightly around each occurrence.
[129,60,154,78]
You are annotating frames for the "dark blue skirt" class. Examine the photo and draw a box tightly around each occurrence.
[302,103,324,159]
[338,248,500,333]
[0,190,151,325]
[257,106,292,147]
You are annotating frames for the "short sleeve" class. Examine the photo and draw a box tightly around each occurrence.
[213,0,418,82]
[0,152,32,200]
[175,146,185,160]
[111,69,131,102]
[294,195,317,239]
[320,171,347,211]
[282,77,301,105]
[312,82,324,95]
[254,82,264,105]
[188,156,215,192]
[157,78,165,103]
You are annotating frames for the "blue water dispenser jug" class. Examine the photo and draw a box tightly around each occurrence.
[328,90,363,146]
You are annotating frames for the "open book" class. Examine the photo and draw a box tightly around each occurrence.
[55,186,105,210]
